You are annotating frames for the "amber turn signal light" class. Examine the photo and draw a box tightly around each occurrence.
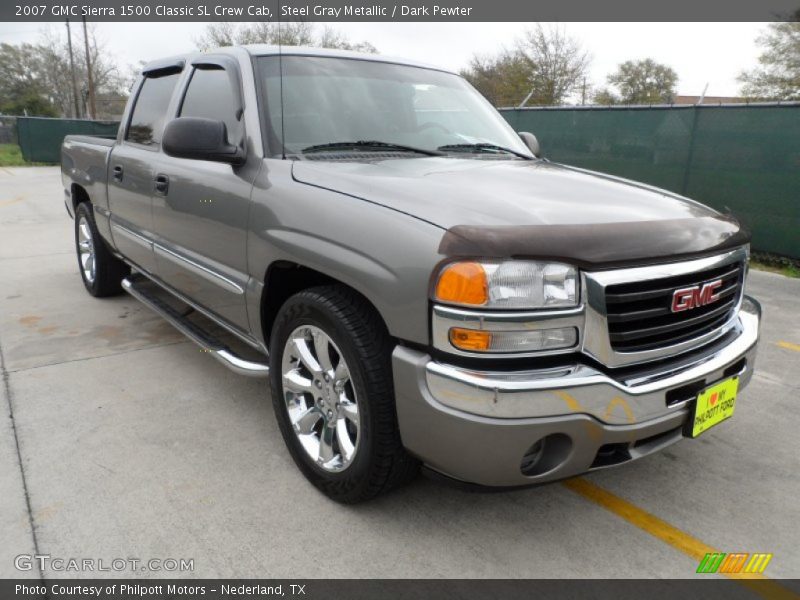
[449,328,492,351]
[435,262,488,306]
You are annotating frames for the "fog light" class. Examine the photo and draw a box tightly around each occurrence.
[449,326,577,353]
[520,439,545,472]
[520,433,573,477]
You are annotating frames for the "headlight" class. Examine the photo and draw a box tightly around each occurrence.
[434,260,578,309]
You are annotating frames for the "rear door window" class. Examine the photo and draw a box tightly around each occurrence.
[126,72,180,146]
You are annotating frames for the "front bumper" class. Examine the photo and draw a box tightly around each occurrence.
[393,296,761,487]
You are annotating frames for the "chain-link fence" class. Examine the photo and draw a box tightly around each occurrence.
[500,103,800,259]
[0,116,18,144]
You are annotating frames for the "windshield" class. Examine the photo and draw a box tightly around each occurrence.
[256,55,532,159]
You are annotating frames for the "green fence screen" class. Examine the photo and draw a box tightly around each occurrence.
[16,117,119,164]
[499,104,800,258]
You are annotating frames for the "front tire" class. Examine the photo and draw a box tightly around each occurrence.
[269,285,418,503]
[74,202,129,297]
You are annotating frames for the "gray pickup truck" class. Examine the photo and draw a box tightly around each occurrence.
[61,46,761,502]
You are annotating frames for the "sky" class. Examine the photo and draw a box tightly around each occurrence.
[0,21,766,98]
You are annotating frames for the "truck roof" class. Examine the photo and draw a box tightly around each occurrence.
[140,45,455,77]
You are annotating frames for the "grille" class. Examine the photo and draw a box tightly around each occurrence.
[605,261,744,353]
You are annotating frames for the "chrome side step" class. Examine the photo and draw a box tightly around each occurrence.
[122,277,269,378]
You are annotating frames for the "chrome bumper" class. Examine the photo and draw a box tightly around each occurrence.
[392,296,761,487]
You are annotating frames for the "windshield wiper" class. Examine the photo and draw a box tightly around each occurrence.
[301,140,443,157]
[437,143,532,160]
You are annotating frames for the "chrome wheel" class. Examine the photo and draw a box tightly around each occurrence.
[77,215,96,284]
[281,325,360,472]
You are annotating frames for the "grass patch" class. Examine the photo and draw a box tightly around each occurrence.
[751,262,800,278]
[0,143,28,166]
[0,144,49,167]
[750,253,800,278]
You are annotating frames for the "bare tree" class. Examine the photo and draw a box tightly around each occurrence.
[196,22,315,49]
[461,25,590,107]
[516,25,591,106]
[37,25,126,118]
[739,21,800,101]
[195,22,376,53]
[195,22,237,49]
[318,26,378,53]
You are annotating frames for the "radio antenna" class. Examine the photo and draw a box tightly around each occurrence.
[278,17,286,159]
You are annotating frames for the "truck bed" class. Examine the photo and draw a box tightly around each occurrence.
[61,134,117,217]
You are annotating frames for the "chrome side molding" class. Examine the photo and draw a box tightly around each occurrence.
[153,243,245,296]
[122,277,269,378]
[111,221,153,250]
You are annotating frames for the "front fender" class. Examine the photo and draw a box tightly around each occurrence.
[247,160,445,347]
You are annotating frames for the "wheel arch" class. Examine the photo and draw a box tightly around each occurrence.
[259,261,391,347]
[71,183,91,213]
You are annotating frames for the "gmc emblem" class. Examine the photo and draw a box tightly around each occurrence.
[671,280,723,312]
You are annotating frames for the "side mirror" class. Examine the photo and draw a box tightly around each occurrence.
[518,131,541,158]
[163,117,245,165]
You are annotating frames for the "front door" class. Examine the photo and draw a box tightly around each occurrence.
[151,59,255,332]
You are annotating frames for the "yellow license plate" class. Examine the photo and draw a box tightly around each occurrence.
[690,376,739,438]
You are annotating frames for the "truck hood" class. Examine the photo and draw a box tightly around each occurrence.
[292,158,748,267]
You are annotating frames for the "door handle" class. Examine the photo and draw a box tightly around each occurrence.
[154,174,169,195]
[112,165,123,182]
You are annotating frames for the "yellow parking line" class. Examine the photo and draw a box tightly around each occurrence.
[562,478,797,600]
[777,341,800,352]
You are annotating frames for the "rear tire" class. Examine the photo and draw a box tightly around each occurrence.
[74,202,129,297]
[269,285,419,503]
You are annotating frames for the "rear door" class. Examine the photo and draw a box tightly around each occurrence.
[151,56,255,332]
[108,64,183,273]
